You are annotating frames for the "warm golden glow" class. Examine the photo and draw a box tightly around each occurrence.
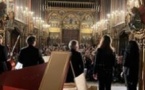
[15,6,49,30]
[127,0,139,8]
[93,10,125,31]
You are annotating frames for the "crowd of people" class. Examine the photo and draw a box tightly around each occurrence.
[40,41,124,82]
[0,34,140,90]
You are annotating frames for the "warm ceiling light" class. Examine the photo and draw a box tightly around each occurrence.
[25,7,28,11]
[20,6,23,10]
[107,14,110,18]
[16,6,19,9]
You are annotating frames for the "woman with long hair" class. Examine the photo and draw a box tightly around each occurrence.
[93,35,116,90]
[123,40,139,90]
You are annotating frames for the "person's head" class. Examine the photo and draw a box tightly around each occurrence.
[68,40,79,51]
[98,35,114,51]
[26,35,36,46]
[0,35,3,44]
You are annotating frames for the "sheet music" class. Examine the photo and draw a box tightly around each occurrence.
[74,73,88,90]
[15,62,23,69]
[42,56,50,63]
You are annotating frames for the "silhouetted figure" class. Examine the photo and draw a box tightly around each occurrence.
[123,40,139,90]
[66,40,84,82]
[93,35,116,90]
[0,35,8,74]
[18,35,44,68]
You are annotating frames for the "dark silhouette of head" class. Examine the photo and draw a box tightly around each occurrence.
[26,35,36,46]
[68,40,79,51]
[98,35,114,51]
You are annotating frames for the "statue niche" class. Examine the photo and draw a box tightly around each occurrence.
[63,14,79,29]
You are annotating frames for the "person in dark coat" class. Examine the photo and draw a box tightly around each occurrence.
[93,35,116,90]
[66,40,84,82]
[123,40,139,90]
[0,35,8,74]
[18,35,44,68]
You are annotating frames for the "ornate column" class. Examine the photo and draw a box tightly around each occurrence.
[138,37,145,90]
[143,38,145,90]
[133,30,145,90]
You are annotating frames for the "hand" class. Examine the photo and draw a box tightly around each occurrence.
[93,74,97,80]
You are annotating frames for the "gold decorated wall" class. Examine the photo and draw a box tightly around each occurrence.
[45,1,97,44]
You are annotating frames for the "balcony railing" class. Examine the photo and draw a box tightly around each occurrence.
[44,1,97,9]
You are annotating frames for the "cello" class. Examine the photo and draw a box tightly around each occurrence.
[7,35,20,70]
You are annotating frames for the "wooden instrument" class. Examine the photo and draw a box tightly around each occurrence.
[7,35,20,70]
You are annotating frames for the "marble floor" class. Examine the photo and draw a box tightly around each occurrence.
[88,82,126,90]
[88,82,139,90]
[64,82,139,90]
[111,86,126,90]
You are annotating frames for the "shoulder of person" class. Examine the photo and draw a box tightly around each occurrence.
[97,48,102,51]
[76,51,81,55]
[112,47,116,52]
[0,45,5,48]
[29,46,38,51]
[20,46,28,51]
[33,46,38,50]
[95,48,102,52]
[32,47,40,52]
[0,45,7,51]
[93,48,101,55]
